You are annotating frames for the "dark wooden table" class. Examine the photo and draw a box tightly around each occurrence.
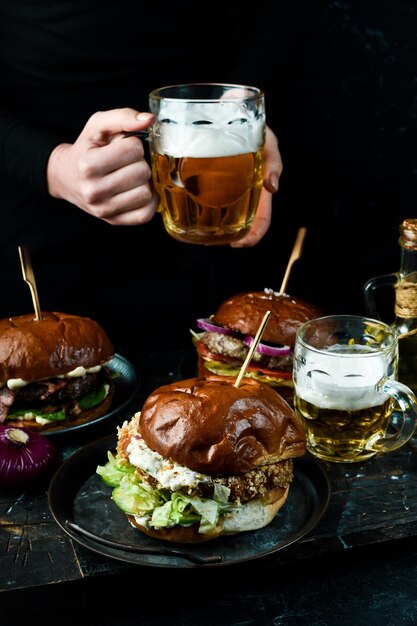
[3,349,417,625]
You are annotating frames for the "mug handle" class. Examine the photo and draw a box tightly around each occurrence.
[368,377,417,453]
[363,273,398,320]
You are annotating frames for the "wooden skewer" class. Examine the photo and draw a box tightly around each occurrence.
[234,310,271,388]
[18,245,43,321]
[279,227,307,295]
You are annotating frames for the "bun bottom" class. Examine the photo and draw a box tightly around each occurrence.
[127,485,290,544]
[6,385,114,433]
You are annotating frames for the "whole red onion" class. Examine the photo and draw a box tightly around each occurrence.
[0,425,57,488]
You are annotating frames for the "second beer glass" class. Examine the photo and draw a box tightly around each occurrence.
[293,315,417,463]
[148,83,265,245]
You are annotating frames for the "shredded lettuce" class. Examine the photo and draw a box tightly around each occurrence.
[96,453,235,534]
[96,451,135,486]
[190,329,204,343]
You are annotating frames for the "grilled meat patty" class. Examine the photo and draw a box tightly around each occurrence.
[117,427,294,505]
[0,369,110,422]
[200,331,293,371]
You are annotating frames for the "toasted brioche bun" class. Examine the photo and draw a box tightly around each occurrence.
[5,385,114,433]
[127,485,289,544]
[0,311,115,432]
[0,311,115,383]
[139,375,306,475]
[195,290,322,405]
[115,376,305,543]
[211,291,322,348]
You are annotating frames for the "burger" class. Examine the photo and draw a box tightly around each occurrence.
[191,289,323,404]
[0,311,115,431]
[96,374,306,544]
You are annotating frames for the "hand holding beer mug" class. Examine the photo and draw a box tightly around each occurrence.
[148,83,265,245]
[293,315,417,463]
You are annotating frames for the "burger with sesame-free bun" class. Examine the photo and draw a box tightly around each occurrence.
[0,311,116,432]
[191,289,323,404]
[96,374,306,544]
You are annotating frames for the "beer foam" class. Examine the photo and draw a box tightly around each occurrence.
[155,100,265,158]
[295,345,391,410]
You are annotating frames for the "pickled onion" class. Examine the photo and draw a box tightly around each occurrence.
[196,318,236,335]
[244,336,291,356]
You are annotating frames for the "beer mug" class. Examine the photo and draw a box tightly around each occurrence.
[148,83,265,245]
[293,314,417,463]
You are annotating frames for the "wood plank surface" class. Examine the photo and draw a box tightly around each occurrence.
[2,350,417,595]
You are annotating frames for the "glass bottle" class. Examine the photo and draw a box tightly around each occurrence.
[363,218,417,395]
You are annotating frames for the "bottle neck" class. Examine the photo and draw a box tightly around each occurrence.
[395,244,417,320]
[398,247,417,277]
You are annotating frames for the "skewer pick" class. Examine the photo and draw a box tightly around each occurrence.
[279,227,307,295]
[234,310,271,388]
[18,245,43,321]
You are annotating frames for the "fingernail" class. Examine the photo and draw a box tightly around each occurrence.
[136,112,154,122]
[268,172,279,192]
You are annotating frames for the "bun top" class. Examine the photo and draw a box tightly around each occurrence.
[211,290,322,347]
[139,375,306,475]
[0,311,115,383]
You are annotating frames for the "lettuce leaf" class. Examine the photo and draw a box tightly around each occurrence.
[78,383,109,410]
[96,453,235,534]
[7,408,66,421]
[8,383,110,423]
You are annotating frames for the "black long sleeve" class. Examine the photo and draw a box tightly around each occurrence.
[0,0,319,354]
[0,0,315,194]
[0,110,63,194]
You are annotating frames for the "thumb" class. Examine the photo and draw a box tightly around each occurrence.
[81,108,155,146]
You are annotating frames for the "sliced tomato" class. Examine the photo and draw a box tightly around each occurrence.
[195,341,293,380]
[246,363,293,379]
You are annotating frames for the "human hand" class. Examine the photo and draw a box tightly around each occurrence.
[230,126,282,248]
[46,108,159,225]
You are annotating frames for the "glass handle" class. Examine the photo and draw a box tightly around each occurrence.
[370,378,417,453]
[122,130,150,141]
[363,273,398,320]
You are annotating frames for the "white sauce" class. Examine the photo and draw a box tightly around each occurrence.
[6,363,104,390]
[127,434,210,491]
[64,364,101,378]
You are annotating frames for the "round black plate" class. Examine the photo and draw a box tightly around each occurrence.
[48,434,331,568]
[43,353,139,436]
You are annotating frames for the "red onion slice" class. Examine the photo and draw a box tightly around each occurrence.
[244,335,292,356]
[196,318,236,335]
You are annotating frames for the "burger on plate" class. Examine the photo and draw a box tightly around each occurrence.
[96,374,306,544]
[191,289,323,404]
[0,311,115,431]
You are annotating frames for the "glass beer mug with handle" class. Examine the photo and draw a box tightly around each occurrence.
[148,83,266,245]
[364,218,417,396]
[293,315,417,463]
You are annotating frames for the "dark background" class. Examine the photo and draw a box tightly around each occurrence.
[230,0,417,315]
[199,0,417,332]
[11,0,417,360]
[267,0,417,319]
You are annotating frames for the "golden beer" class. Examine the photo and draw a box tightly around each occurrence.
[293,315,417,463]
[294,395,393,463]
[148,83,266,245]
[151,150,263,245]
